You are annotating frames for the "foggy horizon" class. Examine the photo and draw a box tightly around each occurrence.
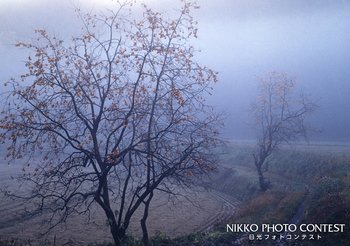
[1,2,350,245]
[1,0,350,142]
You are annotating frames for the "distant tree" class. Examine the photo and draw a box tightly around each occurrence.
[251,72,316,191]
[0,1,220,245]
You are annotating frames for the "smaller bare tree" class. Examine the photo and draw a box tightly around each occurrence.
[251,72,317,191]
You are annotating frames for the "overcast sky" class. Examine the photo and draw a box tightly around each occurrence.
[1,0,350,142]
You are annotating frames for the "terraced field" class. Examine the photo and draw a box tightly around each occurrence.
[0,161,239,245]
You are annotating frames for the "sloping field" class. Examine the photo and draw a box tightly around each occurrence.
[0,161,238,245]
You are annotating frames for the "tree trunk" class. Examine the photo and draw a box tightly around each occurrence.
[95,181,126,246]
[141,192,153,246]
[110,225,124,246]
[257,166,268,191]
[105,209,125,246]
[255,157,268,191]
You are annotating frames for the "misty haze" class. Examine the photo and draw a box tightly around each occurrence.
[0,0,349,245]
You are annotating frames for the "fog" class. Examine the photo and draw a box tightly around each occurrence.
[1,0,350,142]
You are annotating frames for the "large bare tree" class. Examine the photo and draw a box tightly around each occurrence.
[251,72,316,191]
[0,1,220,245]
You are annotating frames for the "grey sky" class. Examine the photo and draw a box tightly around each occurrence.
[1,0,350,142]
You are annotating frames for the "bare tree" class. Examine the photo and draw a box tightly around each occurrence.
[251,72,316,191]
[0,1,220,245]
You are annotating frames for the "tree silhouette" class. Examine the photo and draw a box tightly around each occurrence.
[0,1,220,245]
[251,72,316,191]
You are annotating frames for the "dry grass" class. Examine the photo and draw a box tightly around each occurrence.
[0,161,230,245]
